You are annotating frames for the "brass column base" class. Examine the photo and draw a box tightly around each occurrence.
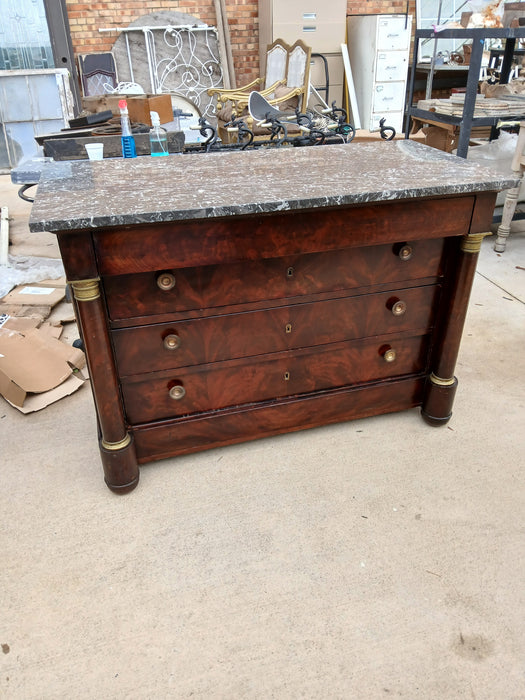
[99,433,139,494]
[421,373,458,427]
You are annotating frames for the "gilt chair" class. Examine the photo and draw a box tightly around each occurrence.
[208,39,311,142]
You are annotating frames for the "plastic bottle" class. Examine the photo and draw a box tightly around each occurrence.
[149,111,169,156]
[118,99,137,158]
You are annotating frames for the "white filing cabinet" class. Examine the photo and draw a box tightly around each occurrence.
[259,0,347,108]
[346,14,412,133]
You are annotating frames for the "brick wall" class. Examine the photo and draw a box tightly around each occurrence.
[65,0,415,86]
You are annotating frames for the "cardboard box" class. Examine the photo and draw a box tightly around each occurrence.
[0,326,86,413]
[127,95,173,126]
[82,94,173,125]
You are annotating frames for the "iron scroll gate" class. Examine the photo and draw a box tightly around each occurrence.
[99,24,224,121]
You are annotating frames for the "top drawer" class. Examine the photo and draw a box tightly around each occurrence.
[103,238,445,322]
[93,197,475,277]
[376,16,410,51]
[273,0,346,26]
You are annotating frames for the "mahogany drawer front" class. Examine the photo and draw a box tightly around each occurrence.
[112,284,439,377]
[93,196,474,276]
[121,333,430,424]
[132,377,425,463]
[103,238,445,321]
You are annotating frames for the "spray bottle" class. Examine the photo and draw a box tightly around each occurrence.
[118,99,137,158]
[149,111,169,156]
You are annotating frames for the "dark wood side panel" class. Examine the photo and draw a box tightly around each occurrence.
[94,196,475,275]
[112,284,439,376]
[132,377,425,463]
[470,191,498,234]
[103,238,446,321]
[57,231,99,280]
[121,333,430,424]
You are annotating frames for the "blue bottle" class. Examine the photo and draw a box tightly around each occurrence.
[118,99,137,158]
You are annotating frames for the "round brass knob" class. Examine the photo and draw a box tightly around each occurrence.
[169,384,186,400]
[157,272,176,291]
[163,333,181,351]
[383,348,397,363]
[398,245,413,261]
[391,300,407,316]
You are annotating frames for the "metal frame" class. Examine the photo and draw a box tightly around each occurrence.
[99,24,223,120]
[43,0,81,113]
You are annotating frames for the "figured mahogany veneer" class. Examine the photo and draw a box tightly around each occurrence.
[52,191,496,493]
[102,238,446,322]
[121,333,431,424]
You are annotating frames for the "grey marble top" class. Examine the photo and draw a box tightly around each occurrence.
[28,140,519,233]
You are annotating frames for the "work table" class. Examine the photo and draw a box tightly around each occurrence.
[29,142,517,493]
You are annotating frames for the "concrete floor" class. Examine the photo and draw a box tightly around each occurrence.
[1,173,524,699]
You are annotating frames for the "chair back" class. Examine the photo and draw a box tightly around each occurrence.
[262,39,311,110]
[286,40,311,111]
[264,41,289,90]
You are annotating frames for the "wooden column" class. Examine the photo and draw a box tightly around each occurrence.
[421,231,489,426]
[58,232,139,492]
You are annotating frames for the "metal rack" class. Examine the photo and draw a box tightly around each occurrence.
[405,27,525,157]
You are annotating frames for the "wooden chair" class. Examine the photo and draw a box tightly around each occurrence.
[494,121,525,252]
[208,39,311,142]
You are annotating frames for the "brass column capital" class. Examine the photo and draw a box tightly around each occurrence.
[69,278,101,301]
[461,232,491,254]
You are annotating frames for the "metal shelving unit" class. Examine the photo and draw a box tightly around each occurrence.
[405,27,525,157]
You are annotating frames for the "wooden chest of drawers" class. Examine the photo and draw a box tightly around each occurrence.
[28,142,516,492]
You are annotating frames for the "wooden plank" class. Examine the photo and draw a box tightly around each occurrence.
[214,0,231,89]
[0,206,9,267]
[220,0,236,89]
[341,43,361,129]
[43,132,184,160]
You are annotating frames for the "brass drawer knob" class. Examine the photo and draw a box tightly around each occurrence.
[383,348,397,363]
[157,272,176,291]
[391,300,407,316]
[163,333,181,350]
[169,384,186,400]
[398,245,413,261]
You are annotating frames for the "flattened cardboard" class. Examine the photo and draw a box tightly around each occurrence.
[0,314,40,332]
[1,283,65,308]
[0,304,53,323]
[0,326,86,411]
[7,374,85,414]
[33,276,67,288]
[38,321,63,339]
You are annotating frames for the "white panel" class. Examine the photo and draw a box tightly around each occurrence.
[29,74,64,120]
[5,122,38,161]
[0,76,32,121]
[0,68,74,167]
